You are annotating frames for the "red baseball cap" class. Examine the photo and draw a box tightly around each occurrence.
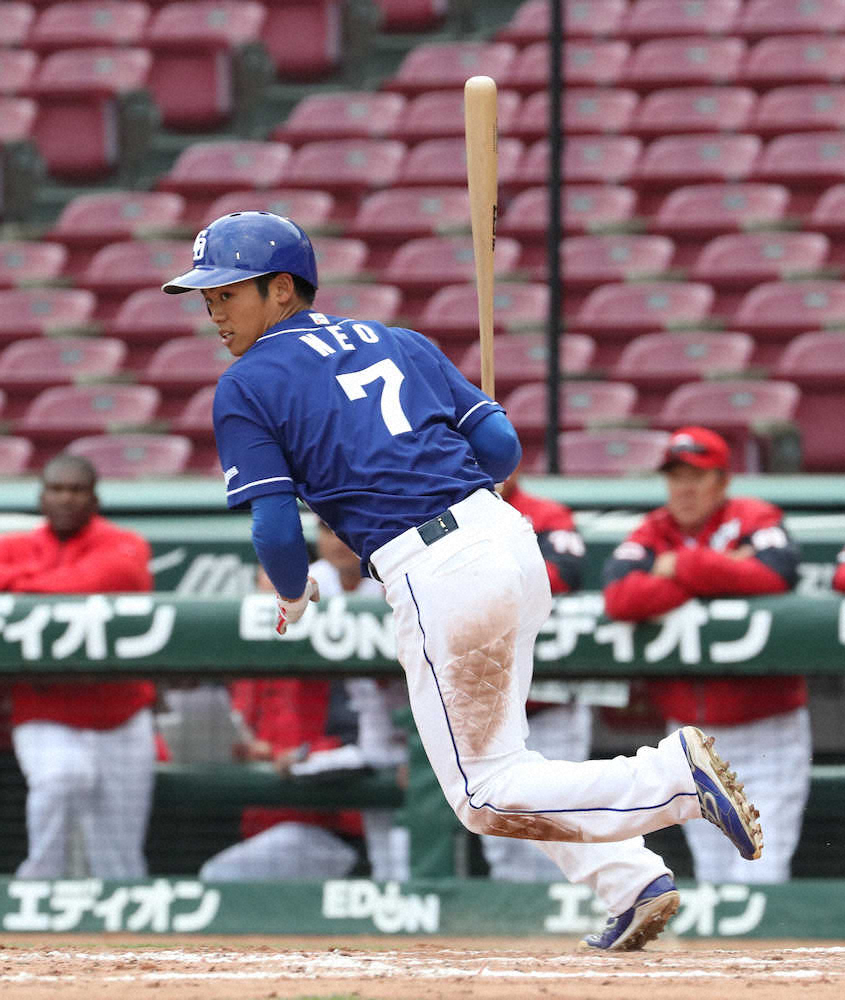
[659,426,730,472]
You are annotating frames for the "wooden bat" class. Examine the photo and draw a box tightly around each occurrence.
[464,75,498,400]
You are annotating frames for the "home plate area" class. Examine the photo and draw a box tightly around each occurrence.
[0,938,844,999]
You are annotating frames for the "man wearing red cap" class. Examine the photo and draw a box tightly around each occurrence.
[602,426,810,884]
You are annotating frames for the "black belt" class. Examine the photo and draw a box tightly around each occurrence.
[369,509,459,582]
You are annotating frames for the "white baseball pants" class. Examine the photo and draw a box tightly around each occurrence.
[13,709,155,879]
[369,488,695,914]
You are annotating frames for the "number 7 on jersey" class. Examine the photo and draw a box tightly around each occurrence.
[336,358,412,436]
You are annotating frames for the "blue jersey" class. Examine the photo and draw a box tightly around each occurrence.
[212,309,502,562]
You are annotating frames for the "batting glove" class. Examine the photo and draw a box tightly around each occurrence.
[275,577,320,635]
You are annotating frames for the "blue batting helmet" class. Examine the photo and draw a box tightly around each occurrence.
[161,211,318,294]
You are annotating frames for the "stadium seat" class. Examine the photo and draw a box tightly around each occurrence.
[753,86,845,137]
[141,336,232,414]
[622,37,746,92]
[543,40,631,89]
[28,2,150,51]
[0,240,66,287]
[775,330,845,470]
[612,330,755,414]
[654,378,801,472]
[416,282,549,345]
[528,428,671,476]
[376,0,448,33]
[691,232,831,289]
[809,183,845,234]
[157,140,292,227]
[558,185,639,236]
[562,88,639,136]
[0,50,39,96]
[387,41,517,94]
[204,189,337,233]
[736,0,845,39]
[274,92,408,145]
[16,383,162,465]
[458,332,597,395]
[0,3,36,47]
[754,132,845,191]
[311,283,403,326]
[620,0,742,39]
[742,36,845,88]
[383,236,522,299]
[560,234,677,290]
[0,287,97,345]
[79,239,194,321]
[261,0,344,81]
[503,380,639,443]
[0,335,127,415]
[310,236,368,282]
[67,432,193,478]
[396,136,523,188]
[651,182,791,239]
[560,136,644,186]
[29,47,155,178]
[0,435,35,476]
[144,1,267,129]
[109,286,216,369]
[630,87,756,138]
[633,135,762,193]
[390,89,521,142]
[346,187,470,251]
[0,97,38,143]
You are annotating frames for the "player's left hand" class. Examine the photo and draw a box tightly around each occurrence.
[275,577,320,635]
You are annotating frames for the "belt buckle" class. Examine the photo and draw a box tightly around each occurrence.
[418,509,458,546]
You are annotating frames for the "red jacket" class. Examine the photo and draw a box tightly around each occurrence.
[506,485,584,594]
[0,515,156,730]
[833,548,845,593]
[603,497,806,726]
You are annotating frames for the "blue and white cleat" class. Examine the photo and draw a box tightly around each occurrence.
[580,875,680,952]
[679,725,763,861]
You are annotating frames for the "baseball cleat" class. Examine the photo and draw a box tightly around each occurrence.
[580,875,680,952]
[679,725,763,861]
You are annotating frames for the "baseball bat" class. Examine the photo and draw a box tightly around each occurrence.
[464,75,498,400]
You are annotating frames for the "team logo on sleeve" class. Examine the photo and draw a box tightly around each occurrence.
[223,466,239,486]
[613,541,646,561]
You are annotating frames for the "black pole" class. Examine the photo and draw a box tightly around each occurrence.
[545,0,563,474]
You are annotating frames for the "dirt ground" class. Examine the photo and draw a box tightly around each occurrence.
[0,936,843,999]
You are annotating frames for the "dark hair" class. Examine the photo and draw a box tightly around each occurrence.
[42,453,98,488]
[254,271,316,306]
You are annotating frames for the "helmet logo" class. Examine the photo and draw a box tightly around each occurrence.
[192,230,209,262]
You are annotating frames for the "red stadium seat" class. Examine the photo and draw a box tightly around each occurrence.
[620,0,742,39]
[157,140,292,226]
[563,0,628,39]
[109,286,215,368]
[0,241,66,288]
[809,183,845,234]
[0,335,126,415]
[310,236,368,282]
[205,189,337,233]
[0,3,36,47]
[0,435,35,476]
[692,232,830,289]
[651,183,791,239]
[742,36,845,88]
[0,97,38,143]
[0,50,38,96]
[144,1,267,128]
[141,336,231,414]
[631,87,756,138]
[736,0,845,39]
[312,283,403,326]
[346,187,470,250]
[262,0,344,81]
[775,330,845,470]
[753,86,845,137]
[383,236,522,299]
[634,135,762,192]
[561,136,644,186]
[390,89,521,142]
[553,41,632,88]
[171,384,215,471]
[504,380,639,443]
[622,37,746,92]
[67,432,193,478]
[28,47,154,178]
[396,136,523,188]
[375,0,448,33]
[612,330,755,414]
[558,185,639,237]
[28,2,150,51]
[388,41,517,94]
[754,132,845,191]
[0,287,97,345]
[732,280,845,347]
[417,282,549,345]
[562,88,639,136]
[560,234,676,290]
[274,92,408,145]
[458,332,597,395]
[529,428,671,476]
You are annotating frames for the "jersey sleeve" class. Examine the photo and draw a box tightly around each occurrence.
[602,532,692,621]
[213,373,296,510]
[834,548,845,593]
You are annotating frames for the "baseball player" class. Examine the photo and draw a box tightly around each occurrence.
[162,211,763,950]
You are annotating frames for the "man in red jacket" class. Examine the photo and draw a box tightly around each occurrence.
[603,426,810,884]
[0,454,156,878]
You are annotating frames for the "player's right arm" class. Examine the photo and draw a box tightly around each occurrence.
[602,527,692,622]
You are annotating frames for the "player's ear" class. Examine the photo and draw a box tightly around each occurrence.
[270,272,295,305]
